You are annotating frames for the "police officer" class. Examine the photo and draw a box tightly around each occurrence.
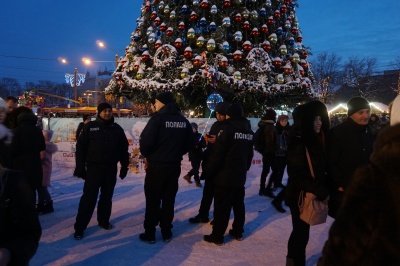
[203,103,254,245]
[73,102,129,240]
[139,92,193,244]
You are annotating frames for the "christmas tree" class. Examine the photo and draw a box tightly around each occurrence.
[105,0,317,116]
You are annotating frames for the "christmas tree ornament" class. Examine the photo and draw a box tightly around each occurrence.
[190,11,199,21]
[274,10,281,19]
[296,34,303,42]
[206,93,223,111]
[193,55,203,67]
[199,17,207,27]
[200,0,209,9]
[164,5,170,14]
[233,71,241,80]
[261,24,268,33]
[196,36,205,47]
[251,10,259,20]
[233,50,243,61]
[211,5,218,14]
[187,28,196,39]
[174,38,183,49]
[154,17,161,26]
[206,39,216,51]
[170,11,176,20]
[277,27,283,35]
[133,64,140,72]
[267,16,274,25]
[137,17,145,27]
[283,63,292,75]
[150,11,157,20]
[273,57,282,68]
[146,27,153,36]
[234,13,242,23]
[154,40,163,49]
[219,56,229,67]
[277,74,285,84]
[166,27,173,36]
[223,0,231,8]
[260,8,267,17]
[288,37,295,45]
[298,66,305,76]
[209,22,217,32]
[291,27,298,35]
[284,20,291,29]
[144,2,151,12]
[234,31,243,42]
[242,9,250,19]
[222,17,231,27]
[141,51,150,61]
[269,33,278,44]
[291,53,300,63]
[181,68,189,78]
[181,5,188,13]
[243,21,250,31]
[251,28,259,37]
[136,68,145,80]
[300,59,308,69]
[184,47,193,59]
[280,5,287,13]
[160,22,167,32]
[222,41,230,52]
[261,41,271,52]
[148,33,157,43]
[242,41,252,52]
[158,1,165,10]
[301,52,308,59]
[178,22,185,31]
[279,45,287,55]
[265,0,272,8]
[193,0,199,6]
[133,33,141,42]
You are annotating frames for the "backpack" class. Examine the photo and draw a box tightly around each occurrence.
[253,127,266,153]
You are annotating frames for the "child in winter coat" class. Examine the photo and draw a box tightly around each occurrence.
[183,122,206,187]
[37,130,58,214]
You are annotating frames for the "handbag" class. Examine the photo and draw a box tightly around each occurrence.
[298,148,329,226]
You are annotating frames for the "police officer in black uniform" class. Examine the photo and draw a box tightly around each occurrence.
[73,102,129,240]
[139,92,193,244]
[203,103,254,245]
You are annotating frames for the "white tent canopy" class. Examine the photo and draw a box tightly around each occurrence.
[327,102,389,114]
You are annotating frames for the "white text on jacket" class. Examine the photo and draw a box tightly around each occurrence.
[165,121,187,128]
[234,132,253,140]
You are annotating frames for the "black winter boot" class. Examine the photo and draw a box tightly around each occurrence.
[139,230,156,244]
[40,201,54,215]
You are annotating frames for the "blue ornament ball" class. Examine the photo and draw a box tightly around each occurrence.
[206,93,223,111]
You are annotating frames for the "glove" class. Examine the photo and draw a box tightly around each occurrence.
[119,167,128,180]
[73,167,86,179]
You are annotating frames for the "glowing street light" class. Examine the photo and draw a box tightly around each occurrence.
[97,40,119,67]
[61,58,86,107]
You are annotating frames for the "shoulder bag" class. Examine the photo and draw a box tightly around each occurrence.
[298,148,329,226]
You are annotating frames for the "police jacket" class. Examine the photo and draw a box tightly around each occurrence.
[140,103,193,164]
[75,116,129,169]
[205,117,254,187]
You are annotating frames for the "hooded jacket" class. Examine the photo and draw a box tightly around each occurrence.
[205,116,254,187]
[9,110,45,190]
[257,119,276,155]
[140,102,193,164]
[285,101,330,206]
[319,124,400,265]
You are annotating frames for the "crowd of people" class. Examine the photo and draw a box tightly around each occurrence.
[1,92,400,265]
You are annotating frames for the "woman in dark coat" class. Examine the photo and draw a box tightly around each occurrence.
[8,107,46,195]
[318,124,400,265]
[285,101,330,266]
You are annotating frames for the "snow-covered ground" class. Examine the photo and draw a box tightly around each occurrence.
[31,163,333,266]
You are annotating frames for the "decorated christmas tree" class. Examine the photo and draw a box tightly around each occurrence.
[105,0,317,116]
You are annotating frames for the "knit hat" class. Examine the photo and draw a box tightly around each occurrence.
[347,96,370,117]
[156,92,175,105]
[227,103,243,117]
[190,122,198,131]
[277,114,289,122]
[97,102,112,114]
[214,102,229,115]
[0,98,6,109]
[42,130,54,141]
[262,108,277,121]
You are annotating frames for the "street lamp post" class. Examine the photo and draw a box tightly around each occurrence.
[97,40,119,67]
